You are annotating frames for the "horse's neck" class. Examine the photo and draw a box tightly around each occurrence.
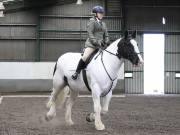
[102,39,123,79]
[106,39,120,52]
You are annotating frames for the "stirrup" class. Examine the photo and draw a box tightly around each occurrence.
[71,72,79,80]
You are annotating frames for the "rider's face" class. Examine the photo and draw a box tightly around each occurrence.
[97,13,104,20]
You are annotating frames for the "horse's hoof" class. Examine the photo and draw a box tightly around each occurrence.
[86,113,95,122]
[95,123,105,131]
[101,110,108,115]
[45,114,50,121]
[45,114,54,121]
[66,120,74,126]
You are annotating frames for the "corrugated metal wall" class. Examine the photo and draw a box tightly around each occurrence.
[126,7,180,32]
[165,35,180,93]
[106,0,122,16]
[125,0,180,6]
[0,10,38,61]
[40,0,103,16]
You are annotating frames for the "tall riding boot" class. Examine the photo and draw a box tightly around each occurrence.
[71,59,86,80]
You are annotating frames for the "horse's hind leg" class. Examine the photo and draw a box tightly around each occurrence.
[46,69,66,121]
[65,90,78,126]
[47,65,66,108]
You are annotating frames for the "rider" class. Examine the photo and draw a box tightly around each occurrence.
[72,5,110,80]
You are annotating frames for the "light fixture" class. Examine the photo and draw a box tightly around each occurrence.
[0,2,5,17]
[76,0,83,5]
[162,17,166,25]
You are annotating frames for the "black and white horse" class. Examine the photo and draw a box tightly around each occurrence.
[45,31,143,130]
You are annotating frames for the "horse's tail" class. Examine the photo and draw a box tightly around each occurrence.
[47,86,69,109]
[53,62,57,76]
[55,86,70,108]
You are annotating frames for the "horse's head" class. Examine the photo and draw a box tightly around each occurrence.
[117,31,144,66]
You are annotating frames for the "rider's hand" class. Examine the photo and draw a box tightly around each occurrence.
[97,40,106,49]
[96,40,103,47]
[101,41,107,50]
[105,40,111,46]
[101,41,105,47]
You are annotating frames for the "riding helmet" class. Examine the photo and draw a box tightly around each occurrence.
[92,6,105,14]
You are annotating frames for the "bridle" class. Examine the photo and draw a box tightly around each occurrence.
[94,48,120,60]
[104,49,118,57]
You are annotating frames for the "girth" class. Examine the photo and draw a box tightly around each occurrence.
[82,69,91,92]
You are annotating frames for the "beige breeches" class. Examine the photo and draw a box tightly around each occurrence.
[82,47,96,62]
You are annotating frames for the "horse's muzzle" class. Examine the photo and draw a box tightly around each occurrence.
[133,60,144,67]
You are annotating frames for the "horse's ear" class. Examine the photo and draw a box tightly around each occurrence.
[131,30,137,39]
[124,30,128,40]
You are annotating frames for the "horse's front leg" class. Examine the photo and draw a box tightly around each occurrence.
[65,90,78,126]
[86,91,112,122]
[101,91,112,115]
[92,83,105,130]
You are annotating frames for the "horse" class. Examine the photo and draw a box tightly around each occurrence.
[45,31,143,130]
